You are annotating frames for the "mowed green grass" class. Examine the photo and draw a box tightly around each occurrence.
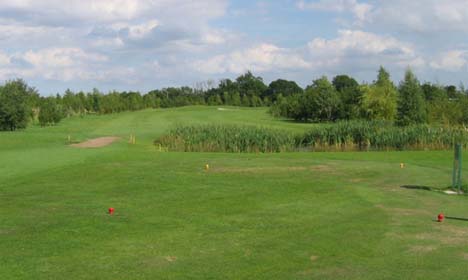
[1,106,468,279]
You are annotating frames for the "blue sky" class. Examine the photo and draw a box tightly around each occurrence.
[0,0,467,94]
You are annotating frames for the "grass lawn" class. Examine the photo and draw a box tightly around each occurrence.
[1,106,468,279]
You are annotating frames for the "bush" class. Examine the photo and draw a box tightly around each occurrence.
[38,97,64,126]
[0,79,38,131]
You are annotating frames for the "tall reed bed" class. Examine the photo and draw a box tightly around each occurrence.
[156,124,298,153]
[155,122,468,153]
[301,121,468,151]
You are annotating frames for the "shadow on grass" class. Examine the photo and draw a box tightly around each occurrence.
[446,216,468,222]
[401,185,468,197]
[401,185,433,191]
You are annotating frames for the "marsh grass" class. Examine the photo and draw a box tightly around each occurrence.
[301,121,468,151]
[157,121,468,152]
[156,124,298,153]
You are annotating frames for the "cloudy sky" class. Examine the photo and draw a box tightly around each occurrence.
[0,0,467,94]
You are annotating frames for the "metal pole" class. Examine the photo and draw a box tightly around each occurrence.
[457,144,462,194]
[453,144,458,189]
[453,144,462,194]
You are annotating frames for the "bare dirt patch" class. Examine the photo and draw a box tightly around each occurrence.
[408,245,437,254]
[375,205,431,217]
[165,256,177,262]
[311,165,334,172]
[213,166,307,173]
[0,228,15,235]
[412,222,468,246]
[70,137,120,148]
[310,255,319,262]
[437,224,468,245]
[211,165,335,174]
[349,178,365,183]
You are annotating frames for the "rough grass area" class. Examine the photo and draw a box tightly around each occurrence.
[156,121,468,153]
[1,106,468,279]
[156,124,298,153]
[301,121,468,151]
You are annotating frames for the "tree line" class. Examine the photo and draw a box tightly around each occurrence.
[271,67,468,126]
[0,67,467,131]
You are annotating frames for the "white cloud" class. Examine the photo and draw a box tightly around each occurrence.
[125,20,159,39]
[430,50,468,71]
[0,52,11,66]
[309,30,413,56]
[0,22,61,38]
[306,30,425,69]
[0,0,227,25]
[0,1,230,50]
[0,0,466,91]
[0,0,144,23]
[89,37,125,49]
[0,0,232,85]
[194,30,424,76]
[93,67,139,83]
[0,21,76,49]
[0,48,110,81]
[368,0,468,33]
[193,44,311,74]
[201,29,227,45]
[23,48,107,68]
[297,0,373,23]
[298,1,468,34]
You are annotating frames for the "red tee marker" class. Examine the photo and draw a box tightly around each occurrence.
[109,208,115,215]
[438,213,444,222]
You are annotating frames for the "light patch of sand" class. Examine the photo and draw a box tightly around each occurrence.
[70,137,120,148]
[444,190,461,195]
[217,107,238,111]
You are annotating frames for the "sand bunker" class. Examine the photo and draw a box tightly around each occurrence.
[71,137,120,148]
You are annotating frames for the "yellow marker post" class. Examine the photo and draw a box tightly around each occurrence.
[205,164,210,171]
[400,163,405,169]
